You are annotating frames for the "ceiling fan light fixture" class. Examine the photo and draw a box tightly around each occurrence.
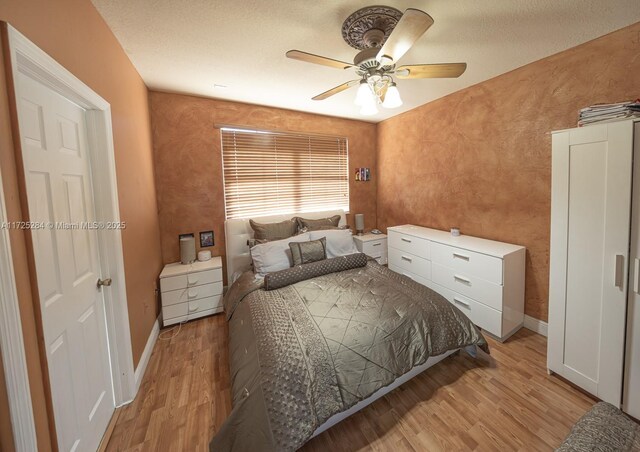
[382,82,403,109]
[359,95,378,116]
[355,80,372,106]
[287,7,466,115]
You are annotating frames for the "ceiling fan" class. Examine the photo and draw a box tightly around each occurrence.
[286,6,467,115]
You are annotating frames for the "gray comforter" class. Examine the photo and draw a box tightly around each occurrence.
[210,260,488,451]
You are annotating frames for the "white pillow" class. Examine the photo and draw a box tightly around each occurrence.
[309,229,358,258]
[250,233,311,276]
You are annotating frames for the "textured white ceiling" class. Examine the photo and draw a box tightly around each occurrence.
[92,0,640,123]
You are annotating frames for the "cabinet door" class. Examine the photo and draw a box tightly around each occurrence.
[548,121,633,406]
[624,122,640,418]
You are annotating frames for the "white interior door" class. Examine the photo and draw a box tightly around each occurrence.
[548,121,633,406]
[16,73,115,451]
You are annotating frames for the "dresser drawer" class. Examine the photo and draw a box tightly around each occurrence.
[429,282,502,337]
[389,264,431,287]
[160,268,223,292]
[388,231,430,259]
[431,242,503,284]
[431,262,503,311]
[388,247,431,280]
[163,295,223,322]
[161,281,223,307]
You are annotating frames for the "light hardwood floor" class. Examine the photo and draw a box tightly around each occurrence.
[106,315,594,451]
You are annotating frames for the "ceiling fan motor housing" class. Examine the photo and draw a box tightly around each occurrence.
[341,6,403,50]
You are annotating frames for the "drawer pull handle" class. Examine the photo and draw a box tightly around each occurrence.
[401,238,412,243]
[401,255,412,262]
[187,275,199,286]
[453,297,470,308]
[454,274,471,285]
[453,253,470,261]
[372,243,381,247]
[188,289,198,299]
[189,304,199,312]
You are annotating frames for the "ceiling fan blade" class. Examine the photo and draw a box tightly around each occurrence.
[395,63,467,79]
[312,80,359,100]
[376,9,434,65]
[286,50,354,70]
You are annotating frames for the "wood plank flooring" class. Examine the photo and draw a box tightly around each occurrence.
[106,315,595,451]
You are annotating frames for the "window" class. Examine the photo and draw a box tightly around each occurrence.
[220,127,349,219]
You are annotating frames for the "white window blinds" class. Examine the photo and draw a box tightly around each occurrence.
[220,128,349,219]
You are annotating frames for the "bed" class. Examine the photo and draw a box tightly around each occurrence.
[211,210,488,451]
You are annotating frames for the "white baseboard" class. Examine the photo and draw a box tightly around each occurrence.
[133,317,159,395]
[524,315,548,337]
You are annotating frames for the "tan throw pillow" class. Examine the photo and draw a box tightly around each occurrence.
[289,237,327,266]
[294,215,341,232]
[249,218,298,243]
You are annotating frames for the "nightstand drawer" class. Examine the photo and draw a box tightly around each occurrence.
[187,295,223,315]
[161,281,223,307]
[160,268,223,292]
[431,242,503,284]
[362,240,386,255]
[374,255,388,265]
[162,295,223,322]
[388,231,430,258]
[388,247,431,280]
[431,262,503,311]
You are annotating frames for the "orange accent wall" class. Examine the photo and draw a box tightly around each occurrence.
[149,91,377,275]
[377,22,640,322]
[0,0,163,449]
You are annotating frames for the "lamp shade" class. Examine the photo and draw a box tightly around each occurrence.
[354,81,371,106]
[355,214,365,234]
[359,95,378,115]
[382,83,402,109]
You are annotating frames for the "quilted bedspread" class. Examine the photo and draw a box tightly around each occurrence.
[210,260,488,451]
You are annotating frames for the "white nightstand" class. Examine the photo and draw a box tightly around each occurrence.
[353,233,388,265]
[159,257,223,326]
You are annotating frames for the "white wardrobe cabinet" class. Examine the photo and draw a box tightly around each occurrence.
[548,119,639,414]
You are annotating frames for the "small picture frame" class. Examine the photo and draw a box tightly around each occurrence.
[200,230,214,247]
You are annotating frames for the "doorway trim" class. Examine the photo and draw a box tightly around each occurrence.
[1,23,137,447]
[0,125,37,451]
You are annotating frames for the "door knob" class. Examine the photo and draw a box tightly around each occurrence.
[97,278,112,288]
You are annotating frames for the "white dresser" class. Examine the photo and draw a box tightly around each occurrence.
[353,233,388,265]
[159,257,224,327]
[387,225,525,341]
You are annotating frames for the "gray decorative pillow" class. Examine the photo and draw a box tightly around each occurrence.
[294,215,341,232]
[249,218,297,243]
[264,253,368,290]
[289,238,326,266]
